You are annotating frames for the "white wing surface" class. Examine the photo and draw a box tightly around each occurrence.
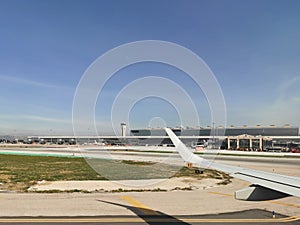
[165,128,300,200]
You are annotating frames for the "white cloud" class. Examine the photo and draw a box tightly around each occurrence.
[0,114,70,123]
[0,74,70,89]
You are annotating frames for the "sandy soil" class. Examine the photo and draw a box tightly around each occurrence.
[28,177,221,192]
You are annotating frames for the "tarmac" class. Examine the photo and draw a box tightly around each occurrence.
[0,179,299,224]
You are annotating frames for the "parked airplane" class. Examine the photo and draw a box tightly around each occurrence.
[165,128,300,201]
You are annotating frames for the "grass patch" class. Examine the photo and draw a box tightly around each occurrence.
[34,189,91,194]
[121,160,156,166]
[0,154,231,192]
[110,188,167,193]
[173,166,232,182]
[0,154,105,191]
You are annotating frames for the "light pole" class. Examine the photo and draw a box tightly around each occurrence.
[212,121,215,149]
[49,129,52,144]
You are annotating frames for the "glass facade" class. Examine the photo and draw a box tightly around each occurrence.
[130,127,299,137]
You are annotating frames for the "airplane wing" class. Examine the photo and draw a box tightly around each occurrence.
[165,128,300,201]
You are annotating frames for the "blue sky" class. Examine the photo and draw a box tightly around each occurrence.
[0,0,300,135]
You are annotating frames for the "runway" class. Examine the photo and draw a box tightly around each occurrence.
[0,192,300,225]
[0,213,299,225]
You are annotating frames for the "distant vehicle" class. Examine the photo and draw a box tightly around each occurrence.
[69,139,76,145]
[57,139,65,145]
[265,146,282,152]
[291,148,300,153]
[192,140,208,151]
[194,144,205,151]
[39,139,46,145]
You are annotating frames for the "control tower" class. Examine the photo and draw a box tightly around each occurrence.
[121,123,126,137]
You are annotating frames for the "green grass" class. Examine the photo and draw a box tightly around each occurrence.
[0,154,105,191]
[0,154,231,192]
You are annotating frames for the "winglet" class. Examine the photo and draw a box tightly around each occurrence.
[165,128,204,165]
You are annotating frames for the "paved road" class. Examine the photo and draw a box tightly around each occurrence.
[0,210,299,224]
[2,147,300,164]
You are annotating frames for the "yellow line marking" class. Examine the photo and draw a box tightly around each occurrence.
[283,214,300,222]
[120,195,160,215]
[208,191,233,197]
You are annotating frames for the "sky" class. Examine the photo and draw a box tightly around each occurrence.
[0,0,300,135]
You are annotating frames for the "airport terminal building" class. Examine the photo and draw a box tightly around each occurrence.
[130,125,299,137]
[129,125,300,150]
[25,124,300,151]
